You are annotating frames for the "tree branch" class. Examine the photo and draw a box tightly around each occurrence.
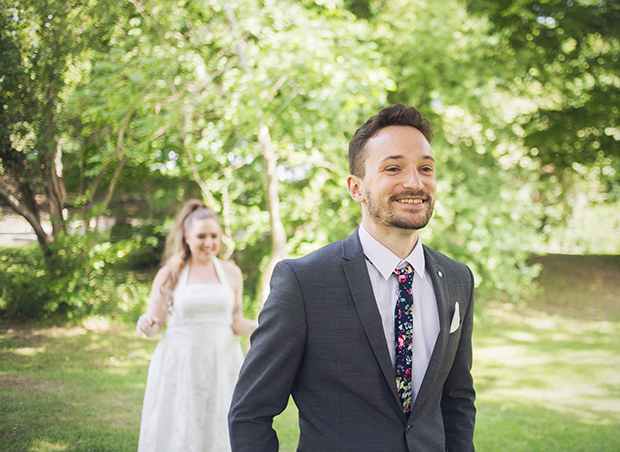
[0,184,51,246]
[258,124,287,304]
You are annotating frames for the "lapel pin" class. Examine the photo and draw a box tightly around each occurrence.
[437,271,443,277]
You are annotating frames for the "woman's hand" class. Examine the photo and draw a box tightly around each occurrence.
[137,314,160,337]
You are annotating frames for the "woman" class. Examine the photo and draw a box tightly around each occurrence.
[136,200,257,452]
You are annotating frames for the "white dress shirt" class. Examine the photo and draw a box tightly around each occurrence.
[358,224,440,402]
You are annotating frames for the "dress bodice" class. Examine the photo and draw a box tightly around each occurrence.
[166,257,236,334]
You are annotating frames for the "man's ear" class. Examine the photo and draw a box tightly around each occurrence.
[347,175,365,203]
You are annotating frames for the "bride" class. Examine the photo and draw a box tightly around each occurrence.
[136,200,257,452]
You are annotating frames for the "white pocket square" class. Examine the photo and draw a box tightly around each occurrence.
[449,302,460,333]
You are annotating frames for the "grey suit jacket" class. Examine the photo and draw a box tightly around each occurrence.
[229,231,476,452]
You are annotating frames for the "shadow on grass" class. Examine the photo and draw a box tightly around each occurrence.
[0,321,157,451]
[473,302,620,451]
[528,254,620,322]
[476,401,620,452]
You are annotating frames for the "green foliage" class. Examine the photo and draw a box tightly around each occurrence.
[0,235,153,321]
[0,245,50,319]
[355,0,545,299]
[2,0,620,319]
[117,223,167,269]
[467,0,620,221]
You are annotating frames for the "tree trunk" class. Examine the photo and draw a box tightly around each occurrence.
[0,146,54,257]
[38,70,66,236]
[220,180,234,260]
[100,123,130,213]
[42,136,67,236]
[186,145,217,209]
[0,184,53,255]
[258,124,287,305]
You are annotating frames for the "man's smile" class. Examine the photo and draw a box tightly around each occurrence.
[395,198,424,204]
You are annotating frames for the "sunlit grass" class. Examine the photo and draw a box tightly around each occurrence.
[1,308,618,451]
[30,439,68,451]
[0,320,156,451]
[476,304,620,415]
[1,254,619,451]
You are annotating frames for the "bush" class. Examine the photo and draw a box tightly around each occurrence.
[0,232,155,321]
[0,244,51,319]
[122,223,167,268]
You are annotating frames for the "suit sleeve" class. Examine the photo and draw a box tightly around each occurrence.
[441,266,476,452]
[228,260,307,452]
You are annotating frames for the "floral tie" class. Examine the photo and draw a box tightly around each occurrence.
[394,264,414,416]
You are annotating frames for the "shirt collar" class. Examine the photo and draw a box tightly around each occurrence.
[358,224,426,281]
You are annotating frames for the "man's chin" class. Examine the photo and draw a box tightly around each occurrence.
[389,212,433,231]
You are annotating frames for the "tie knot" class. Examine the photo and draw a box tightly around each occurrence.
[393,264,414,277]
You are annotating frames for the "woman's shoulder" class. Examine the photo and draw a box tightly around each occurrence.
[218,258,242,283]
[156,264,173,278]
[218,257,241,275]
[152,265,170,282]
[149,265,174,292]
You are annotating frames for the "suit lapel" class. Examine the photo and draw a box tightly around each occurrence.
[410,246,451,420]
[342,232,401,406]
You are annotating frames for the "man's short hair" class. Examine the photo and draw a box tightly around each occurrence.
[349,104,434,178]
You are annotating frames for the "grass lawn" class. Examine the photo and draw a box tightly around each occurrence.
[0,317,157,451]
[1,254,619,451]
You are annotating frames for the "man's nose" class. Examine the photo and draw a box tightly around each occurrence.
[402,170,423,190]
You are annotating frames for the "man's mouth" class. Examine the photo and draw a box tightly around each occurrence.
[396,198,424,204]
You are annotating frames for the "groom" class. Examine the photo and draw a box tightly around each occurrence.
[229,104,476,452]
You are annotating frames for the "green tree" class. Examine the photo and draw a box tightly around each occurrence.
[0,0,129,254]
[467,0,620,234]
[335,0,543,299]
[5,0,617,319]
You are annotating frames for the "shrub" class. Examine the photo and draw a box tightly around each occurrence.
[0,244,51,319]
[0,232,154,321]
[121,223,167,269]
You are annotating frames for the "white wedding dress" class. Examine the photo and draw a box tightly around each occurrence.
[138,258,244,452]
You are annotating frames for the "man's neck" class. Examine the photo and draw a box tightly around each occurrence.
[361,220,420,260]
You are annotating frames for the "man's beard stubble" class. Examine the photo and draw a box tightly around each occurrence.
[366,190,435,231]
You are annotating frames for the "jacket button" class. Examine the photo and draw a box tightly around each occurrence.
[407,425,412,433]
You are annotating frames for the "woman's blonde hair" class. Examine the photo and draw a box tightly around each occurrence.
[159,199,220,306]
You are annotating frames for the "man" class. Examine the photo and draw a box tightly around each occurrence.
[229,104,476,452]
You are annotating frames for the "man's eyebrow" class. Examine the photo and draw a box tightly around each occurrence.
[379,154,435,163]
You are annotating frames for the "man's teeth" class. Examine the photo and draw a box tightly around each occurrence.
[398,199,423,204]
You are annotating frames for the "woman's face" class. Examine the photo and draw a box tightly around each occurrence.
[184,217,221,262]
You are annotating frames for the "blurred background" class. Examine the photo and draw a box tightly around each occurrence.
[1,0,618,320]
